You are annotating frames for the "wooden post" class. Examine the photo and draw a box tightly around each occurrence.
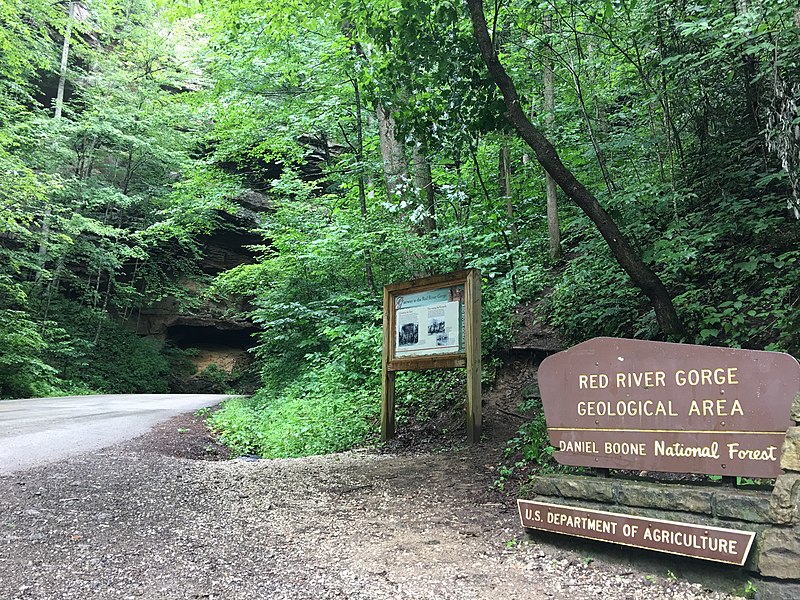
[381,285,396,441]
[381,371,396,441]
[465,269,482,443]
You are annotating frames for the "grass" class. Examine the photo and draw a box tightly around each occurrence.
[208,368,379,458]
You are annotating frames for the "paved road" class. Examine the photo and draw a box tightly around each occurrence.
[0,394,231,474]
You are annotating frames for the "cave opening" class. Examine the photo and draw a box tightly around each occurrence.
[166,323,259,351]
[164,322,260,393]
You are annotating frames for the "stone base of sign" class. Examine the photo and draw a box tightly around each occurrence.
[758,526,800,579]
[755,580,800,600]
[525,478,798,581]
[524,419,800,597]
[527,475,772,523]
[768,473,800,525]
[780,427,800,471]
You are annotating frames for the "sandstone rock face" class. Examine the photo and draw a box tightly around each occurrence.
[199,190,272,275]
[755,580,800,600]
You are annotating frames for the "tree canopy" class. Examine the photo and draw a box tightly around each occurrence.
[1,0,798,455]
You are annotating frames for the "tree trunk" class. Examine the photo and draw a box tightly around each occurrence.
[38,1,76,282]
[498,144,511,199]
[352,77,376,294]
[376,103,408,201]
[543,15,562,261]
[466,0,683,337]
[55,1,76,120]
[412,144,436,233]
[654,5,682,176]
[498,144,519,242]
[122,146,135,195]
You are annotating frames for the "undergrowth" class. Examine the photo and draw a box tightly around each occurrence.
[207,266,524,458]
[0,295,174,398]
[208,343,490,458]
[209,378,378,458]
[494,396,582,492]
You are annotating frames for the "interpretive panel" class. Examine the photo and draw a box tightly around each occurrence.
[394,286,464,358]
[518,500,755,566]
[538,337,800,478]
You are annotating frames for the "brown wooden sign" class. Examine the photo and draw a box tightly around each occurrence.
[538,337,800,478]
[518,500,755,566]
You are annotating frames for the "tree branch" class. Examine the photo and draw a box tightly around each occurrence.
[465,0,683,337]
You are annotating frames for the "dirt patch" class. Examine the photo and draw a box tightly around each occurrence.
[140,410,231,462]
[0,437,746,600]
[511,300,567,353]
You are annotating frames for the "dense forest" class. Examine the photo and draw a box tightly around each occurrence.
[1,0,798,459]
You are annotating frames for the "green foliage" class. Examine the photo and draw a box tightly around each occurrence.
[506,400,556,471]
[0,148,48,243]
[394,369,467,426]
[81,322,171,394]
[0,0,239,398]
[546,248,650,341]
[0,0,59,114]
[200,0,800,459]
[1,0,798,479]
[495,397,582,491]
[39,299,171,394]
[211,381,377,458]
[0,283,173,399]
[0,277,57,398]
[164,346,199,379]
[0,307,58,399]
[209,323,381,457]
[198,363,230,393]
[742,580,758,600]
[500,399,555,471]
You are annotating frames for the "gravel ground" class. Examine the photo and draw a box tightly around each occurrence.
[0,415,746,600]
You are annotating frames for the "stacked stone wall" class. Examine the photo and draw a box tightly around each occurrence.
[754,394,800,598]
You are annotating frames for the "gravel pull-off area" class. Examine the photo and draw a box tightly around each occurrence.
[0,416,745,600]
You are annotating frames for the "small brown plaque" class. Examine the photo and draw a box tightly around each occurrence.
[518,499,755,566]
[538,337,800,477]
